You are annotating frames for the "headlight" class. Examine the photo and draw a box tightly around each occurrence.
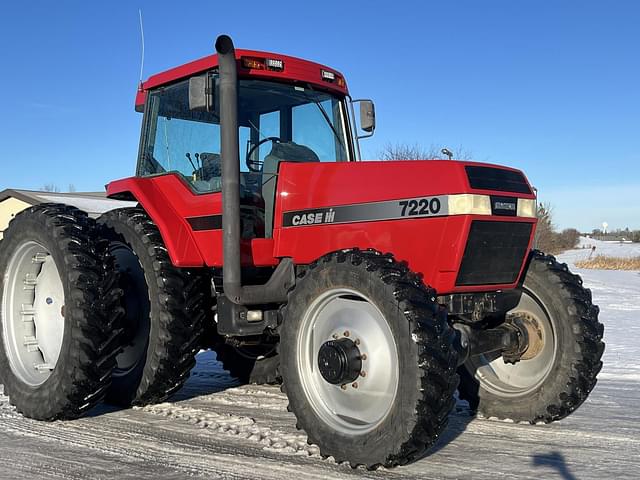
[448,194,492,215]
[517,199,536,218]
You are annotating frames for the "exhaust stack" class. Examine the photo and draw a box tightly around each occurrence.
[216,35,243,303]
[216,34,293,307]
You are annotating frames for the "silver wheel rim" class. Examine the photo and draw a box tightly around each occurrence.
[2,241,65,386]
[467,290,557,397]
[297,288,399,435]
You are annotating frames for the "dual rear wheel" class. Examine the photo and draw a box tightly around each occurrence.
[0,205,208,417]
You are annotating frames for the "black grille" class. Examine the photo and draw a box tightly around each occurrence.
[466,166,532,194]
[456,221,532,286]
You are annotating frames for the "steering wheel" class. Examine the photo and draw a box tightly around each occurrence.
[246,137,283,172]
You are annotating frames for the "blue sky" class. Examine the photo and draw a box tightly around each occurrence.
[0,1,638,231]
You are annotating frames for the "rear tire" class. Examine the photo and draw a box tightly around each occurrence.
[98,208,207,406]
[280,249,458,468]
[214,343,280,385]
[458,251,605,423]
[0,204,122,420]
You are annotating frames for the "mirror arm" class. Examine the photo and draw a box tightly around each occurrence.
[348,98,362,161]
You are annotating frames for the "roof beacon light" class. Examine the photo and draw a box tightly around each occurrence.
[242,57,265,70]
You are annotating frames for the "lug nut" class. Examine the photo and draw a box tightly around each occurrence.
[340,384,347,390]
[343,330,350,337]
[351,382,358,389]
[360,371,367,378]
[360,353,367,361]
[332,333,339,339]
[354,338,360,346]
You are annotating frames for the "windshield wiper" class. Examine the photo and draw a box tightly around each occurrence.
[302,86,346,154]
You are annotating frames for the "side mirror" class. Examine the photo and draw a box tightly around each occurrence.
[359,100,376,133]
[189,74,215,111]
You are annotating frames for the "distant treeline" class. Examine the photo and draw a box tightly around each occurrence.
[588,228,640,243]
[535,204,639,254]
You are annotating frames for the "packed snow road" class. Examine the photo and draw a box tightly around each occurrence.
[0,246,638,479]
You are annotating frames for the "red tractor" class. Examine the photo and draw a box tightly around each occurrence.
[0,35,604,468]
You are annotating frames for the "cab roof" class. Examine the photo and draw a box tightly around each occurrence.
[135,48,349,111]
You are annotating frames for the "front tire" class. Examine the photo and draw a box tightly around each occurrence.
[0,204,122,420]
[280,250,458,468]
[458,251,605,423]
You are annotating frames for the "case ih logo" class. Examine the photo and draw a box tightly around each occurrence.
[290,209,336,226]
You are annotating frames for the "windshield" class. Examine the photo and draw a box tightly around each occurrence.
[138,76,351,193]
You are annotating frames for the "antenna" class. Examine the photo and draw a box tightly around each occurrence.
[138,9,145,84]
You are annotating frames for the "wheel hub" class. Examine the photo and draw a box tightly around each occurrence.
[317,337,362,385]
[512,313,545,361]
[297,288,399,434]
[466,291,556,396]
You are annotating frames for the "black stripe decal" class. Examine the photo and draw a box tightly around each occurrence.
[187,215,222,231]
[282,195,449,227]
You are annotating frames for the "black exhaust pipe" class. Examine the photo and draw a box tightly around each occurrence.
[216,35,293,307]
[216,35,243,303]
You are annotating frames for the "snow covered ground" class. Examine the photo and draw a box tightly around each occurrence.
[561,236,640,264]
[0,241,638,479]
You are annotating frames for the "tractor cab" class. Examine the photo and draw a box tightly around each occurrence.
[133,51,372,238]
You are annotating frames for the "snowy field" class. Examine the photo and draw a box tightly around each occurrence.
[561,236,640,264]
[0,240,638,479]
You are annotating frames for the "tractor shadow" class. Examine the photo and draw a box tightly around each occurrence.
[419,393,477,459]
[170,349,241,402]
[85,350,238,417]
[407,371,481,463]
[532,451,579,480]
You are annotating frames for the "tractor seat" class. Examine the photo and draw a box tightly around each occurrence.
[262,142,320,237]
[262,142,319,175]
[199,152,222,179]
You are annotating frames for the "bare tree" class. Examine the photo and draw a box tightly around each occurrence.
[68,184,77,193]
[379,143,473,161]
[41,184,60,193]
[534,202,556,252]
[535,203,580,253]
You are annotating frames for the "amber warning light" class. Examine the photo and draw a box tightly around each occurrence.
[241,56,284,71]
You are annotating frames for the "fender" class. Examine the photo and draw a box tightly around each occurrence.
[107,175,206,267]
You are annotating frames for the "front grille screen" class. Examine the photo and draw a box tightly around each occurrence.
[465,166,532,194]
[456,221,532,286]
